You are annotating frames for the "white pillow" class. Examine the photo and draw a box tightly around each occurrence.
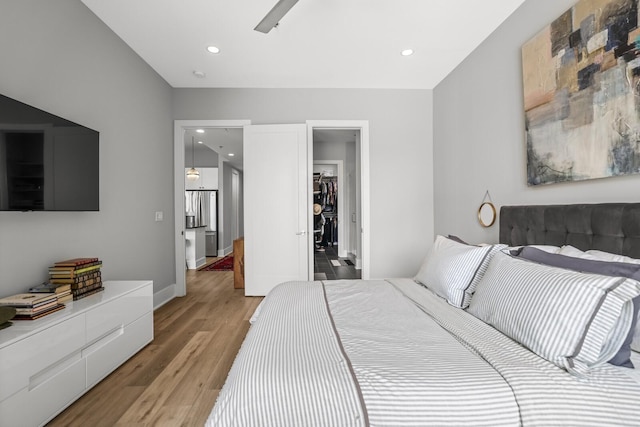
[468,251,640,376]
[414,235,504,308]
[556,245,640,265]
[585,250,640,265]
[557,245,600,259]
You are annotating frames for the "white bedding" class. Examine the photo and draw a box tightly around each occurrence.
[207,279,640,426]
[324,279,519,426]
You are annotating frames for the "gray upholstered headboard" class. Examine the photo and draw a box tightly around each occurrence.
[499,203,640,259]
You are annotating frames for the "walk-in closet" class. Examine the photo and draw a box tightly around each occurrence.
[312,128,362,280]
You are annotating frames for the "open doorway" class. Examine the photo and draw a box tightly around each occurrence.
[173,120,249,298]
[311,128,362,280]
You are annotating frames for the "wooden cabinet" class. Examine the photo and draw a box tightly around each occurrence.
[233,237,245,289]
[0,281,153,426]
[185,167,218,190]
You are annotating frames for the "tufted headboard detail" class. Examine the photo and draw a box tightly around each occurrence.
[499,203,640,259]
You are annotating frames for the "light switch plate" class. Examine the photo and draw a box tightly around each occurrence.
[155,211,163,221]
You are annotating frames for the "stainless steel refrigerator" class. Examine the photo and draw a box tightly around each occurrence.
[185,190,218,256]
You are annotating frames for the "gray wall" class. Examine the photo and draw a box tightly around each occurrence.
[0,0,175,297]
[433,0,640,244]
[173,88,434,278]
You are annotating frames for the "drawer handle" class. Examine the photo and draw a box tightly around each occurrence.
[30,351,82,391]
[82,325,124,357]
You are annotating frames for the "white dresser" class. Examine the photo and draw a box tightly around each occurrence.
[0,280,154,426]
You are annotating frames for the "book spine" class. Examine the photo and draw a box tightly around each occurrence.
[73,286,104,301]
[0,294,57,307]
[57,294,73,303]
[49,271,101,284]
[13,304,65,320]
[49,260,102,272]
[0,298,57,308]
[54,257,99,267]
[49,265,102,279]
[31,298,59,308]
[15,300,58,314]
[71,276,102,290]
[72,281,103,297]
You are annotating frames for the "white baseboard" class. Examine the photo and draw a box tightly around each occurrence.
[195,255,206,268]
[223,245,233,256]
[154,284,177,310]
[348,252,362,270]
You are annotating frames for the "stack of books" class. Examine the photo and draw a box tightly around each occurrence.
[28,282,73,304]
[49,257,103,300]
[0,293,65,320]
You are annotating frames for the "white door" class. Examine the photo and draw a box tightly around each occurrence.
[243,124,309,296]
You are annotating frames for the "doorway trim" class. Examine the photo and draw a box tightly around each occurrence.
[231,168,240,242]
[306,120,370,280]
[174,119,250,298]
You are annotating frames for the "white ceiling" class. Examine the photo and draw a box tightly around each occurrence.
[81,0,525,89]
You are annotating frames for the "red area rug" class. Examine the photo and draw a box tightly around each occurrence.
[199,255,233,271]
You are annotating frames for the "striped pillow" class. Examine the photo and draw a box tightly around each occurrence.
[414,235,503,308]
[557,246,640,353]
[514,246,640,367]
[468,251,640,375]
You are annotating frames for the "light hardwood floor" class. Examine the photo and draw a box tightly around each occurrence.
[48,261,262,426]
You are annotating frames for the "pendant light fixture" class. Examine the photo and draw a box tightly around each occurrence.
[186,136,200,181]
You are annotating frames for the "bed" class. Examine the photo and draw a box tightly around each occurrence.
[207,203,640,426]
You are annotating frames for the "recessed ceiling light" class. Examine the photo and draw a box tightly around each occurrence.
[228,153,235,157]
[401,49,414,56]
[193,70,206,78]
[207,46,220,54]
[196,129,205,134]
[197,140,203,144]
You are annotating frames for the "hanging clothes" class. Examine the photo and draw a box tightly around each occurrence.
[313,174,338,246]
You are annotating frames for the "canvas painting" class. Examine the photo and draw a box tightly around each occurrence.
[522,0,640,185]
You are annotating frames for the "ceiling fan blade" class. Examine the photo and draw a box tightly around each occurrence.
[254,0,299,34]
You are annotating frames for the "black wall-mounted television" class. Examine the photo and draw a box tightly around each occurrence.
[0,93,99,211]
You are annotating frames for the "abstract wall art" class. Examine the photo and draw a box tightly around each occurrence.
[522,0,640,185]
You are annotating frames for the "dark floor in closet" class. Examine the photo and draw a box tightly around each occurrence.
[314,245,361,280]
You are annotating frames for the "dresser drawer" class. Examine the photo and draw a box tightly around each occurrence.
[0,354,86,427]
[86,284,152,343]
[85,311,153,388]
[0,313,85,402]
